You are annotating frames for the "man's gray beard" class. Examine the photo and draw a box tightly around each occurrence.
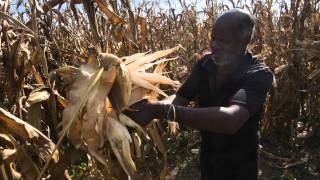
[211,53,238,67]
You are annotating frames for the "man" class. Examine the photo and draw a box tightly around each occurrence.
[126,9,273,180]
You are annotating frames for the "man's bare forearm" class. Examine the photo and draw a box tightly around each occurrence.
[174,104,249,134]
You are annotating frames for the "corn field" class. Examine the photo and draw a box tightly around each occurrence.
[0,0,319,179]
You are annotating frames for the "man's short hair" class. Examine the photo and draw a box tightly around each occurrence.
[237,10,255,42]
[214,9,255,42]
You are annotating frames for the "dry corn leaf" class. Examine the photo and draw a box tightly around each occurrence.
[70,0,80,24]
[137,16,147,50]
[308,69,320,80]
[119,113,149,139]
[83,0,101,48]
[53,90,68,108]
[26,88,50,105]
[31,66,44,85]
[148,122,168,179]
[135,72,180,87]
[274,64,288,74]
[131,74,168,97]
[148,122,166,154]
[112,23,124,42]
[133,132,142,159]
[96,0,126,24]
[137,57,178,72]
[0,126,40,180]
[1,149,16,162]
[0,0,10,12]
[126,45,183,72]
[27,103,45,131]
[0,107,59,163]
[168,121,180,135]
[153,62,167,74]
[128,86,150,106]
[0,11,35,36]
[123,51,149,65]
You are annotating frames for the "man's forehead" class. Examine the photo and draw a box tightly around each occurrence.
[213,13,242,30]
[212,20,239,32]
[211,21,240,39]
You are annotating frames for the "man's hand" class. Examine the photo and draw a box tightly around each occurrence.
[124,99,165,127]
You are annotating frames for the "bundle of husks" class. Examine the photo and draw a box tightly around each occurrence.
[55,45,183,179]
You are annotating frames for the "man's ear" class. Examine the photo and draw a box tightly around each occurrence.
[239,34,251,53]
[243,34,252,45]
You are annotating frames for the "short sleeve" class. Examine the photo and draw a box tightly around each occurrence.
[230,70,273,115]
[176,58,205,101]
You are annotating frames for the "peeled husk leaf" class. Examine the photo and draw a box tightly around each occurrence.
[37,68,104,180]
[126,44,183,72]
[128,86,151,105]
[135,72,180,87]
[118,113,149,139]
[131,74,168,97]
[106,115,136,177]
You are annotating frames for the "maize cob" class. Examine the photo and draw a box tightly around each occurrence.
[59,45,183,178]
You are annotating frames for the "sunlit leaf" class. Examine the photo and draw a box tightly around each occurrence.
[96,0,126,24]
[0,11,34,36]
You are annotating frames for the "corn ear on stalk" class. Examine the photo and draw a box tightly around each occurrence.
[109,63,132,113]
[99,53,122,69]
[99,53,132,113]
[58,45,183,178]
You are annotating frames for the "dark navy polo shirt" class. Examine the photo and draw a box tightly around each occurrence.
[177,52,273,179]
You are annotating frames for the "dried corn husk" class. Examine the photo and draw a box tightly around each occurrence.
[109,63,132,113]
[135,72,180,87]
[59,46,182,178]
[106,115,136,177]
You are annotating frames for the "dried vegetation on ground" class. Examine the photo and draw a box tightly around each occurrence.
[0,0,319,179]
